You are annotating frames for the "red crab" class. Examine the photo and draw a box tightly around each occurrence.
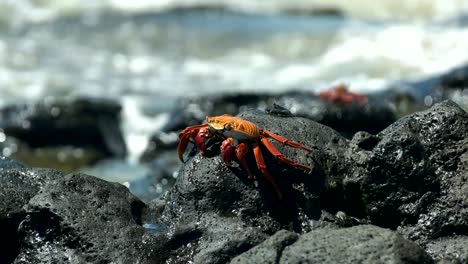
[319,84,368,105]
[177,114,312,199]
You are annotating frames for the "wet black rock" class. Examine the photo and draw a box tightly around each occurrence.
[230,229,298,264]
[0,157,159,263]
[389,101,468,251]
[339,100,467,261]
[360,121,440,228]
[17,174,150,263]
[0,157,65,223]
[148,110,357,263]
[426,236,468,263]
[0,158,65,264]
[233,225,433,264]
[139,101,467,263]
[0,97,127,159]
[151,101,466,262]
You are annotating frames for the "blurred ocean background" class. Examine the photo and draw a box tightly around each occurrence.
[1,0,467,199]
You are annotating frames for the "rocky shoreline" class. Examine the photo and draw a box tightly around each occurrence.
[1,99,467,263]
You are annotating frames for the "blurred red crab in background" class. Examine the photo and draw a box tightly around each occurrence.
[319,84,368,105]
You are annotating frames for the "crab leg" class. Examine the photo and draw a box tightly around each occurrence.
[260,137,311,171]
[221,139,255,179]
[261,130,312,152]
[253,143,283,199]
[235,142,255,179]
[221,138,236,164]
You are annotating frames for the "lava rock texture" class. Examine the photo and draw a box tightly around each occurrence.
[232,225,432,264]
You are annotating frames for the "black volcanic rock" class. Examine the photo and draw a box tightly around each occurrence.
[426,236,468,263]
[16,173,150,263]
[0,158,65,264]
[281,225,433,264]
[341,101,468,261]
[149,111,356,263]
[151,101,467,262]
[232,225,433,264]
[390,101,468,250]
[0,157,159,263]
[230,229,299,264]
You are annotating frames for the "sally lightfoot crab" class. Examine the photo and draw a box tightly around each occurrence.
[319,84,368,105]
[177,114,312,199]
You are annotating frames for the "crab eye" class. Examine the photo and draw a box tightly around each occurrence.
[224,123,232,130]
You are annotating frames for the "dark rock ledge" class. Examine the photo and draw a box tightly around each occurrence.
[0,156,158,263]
[0,100,466,263]
[231,225,432,264]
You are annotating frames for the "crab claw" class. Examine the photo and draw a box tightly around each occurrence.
[195,127,210,154]
[177,130,193,162]
[177,124,209,162]
[220,138,235,165]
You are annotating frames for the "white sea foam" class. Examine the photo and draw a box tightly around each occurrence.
[1,22,467,98]
[314,23,468,84]
[121,96,171,163]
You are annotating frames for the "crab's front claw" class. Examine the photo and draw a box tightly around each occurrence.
[220,138,235,165]
[177,132,192,162]
[177,124,209,162]
[195,127,210,154]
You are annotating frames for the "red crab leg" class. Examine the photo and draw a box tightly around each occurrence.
[261,130,312,152]
[253,143,283,199]
[260,137,311,172]
[221,138,236,164]
[235,142,255,179]
[177,124,209,162]
[221,139,255,179]
[262,129,312,152]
